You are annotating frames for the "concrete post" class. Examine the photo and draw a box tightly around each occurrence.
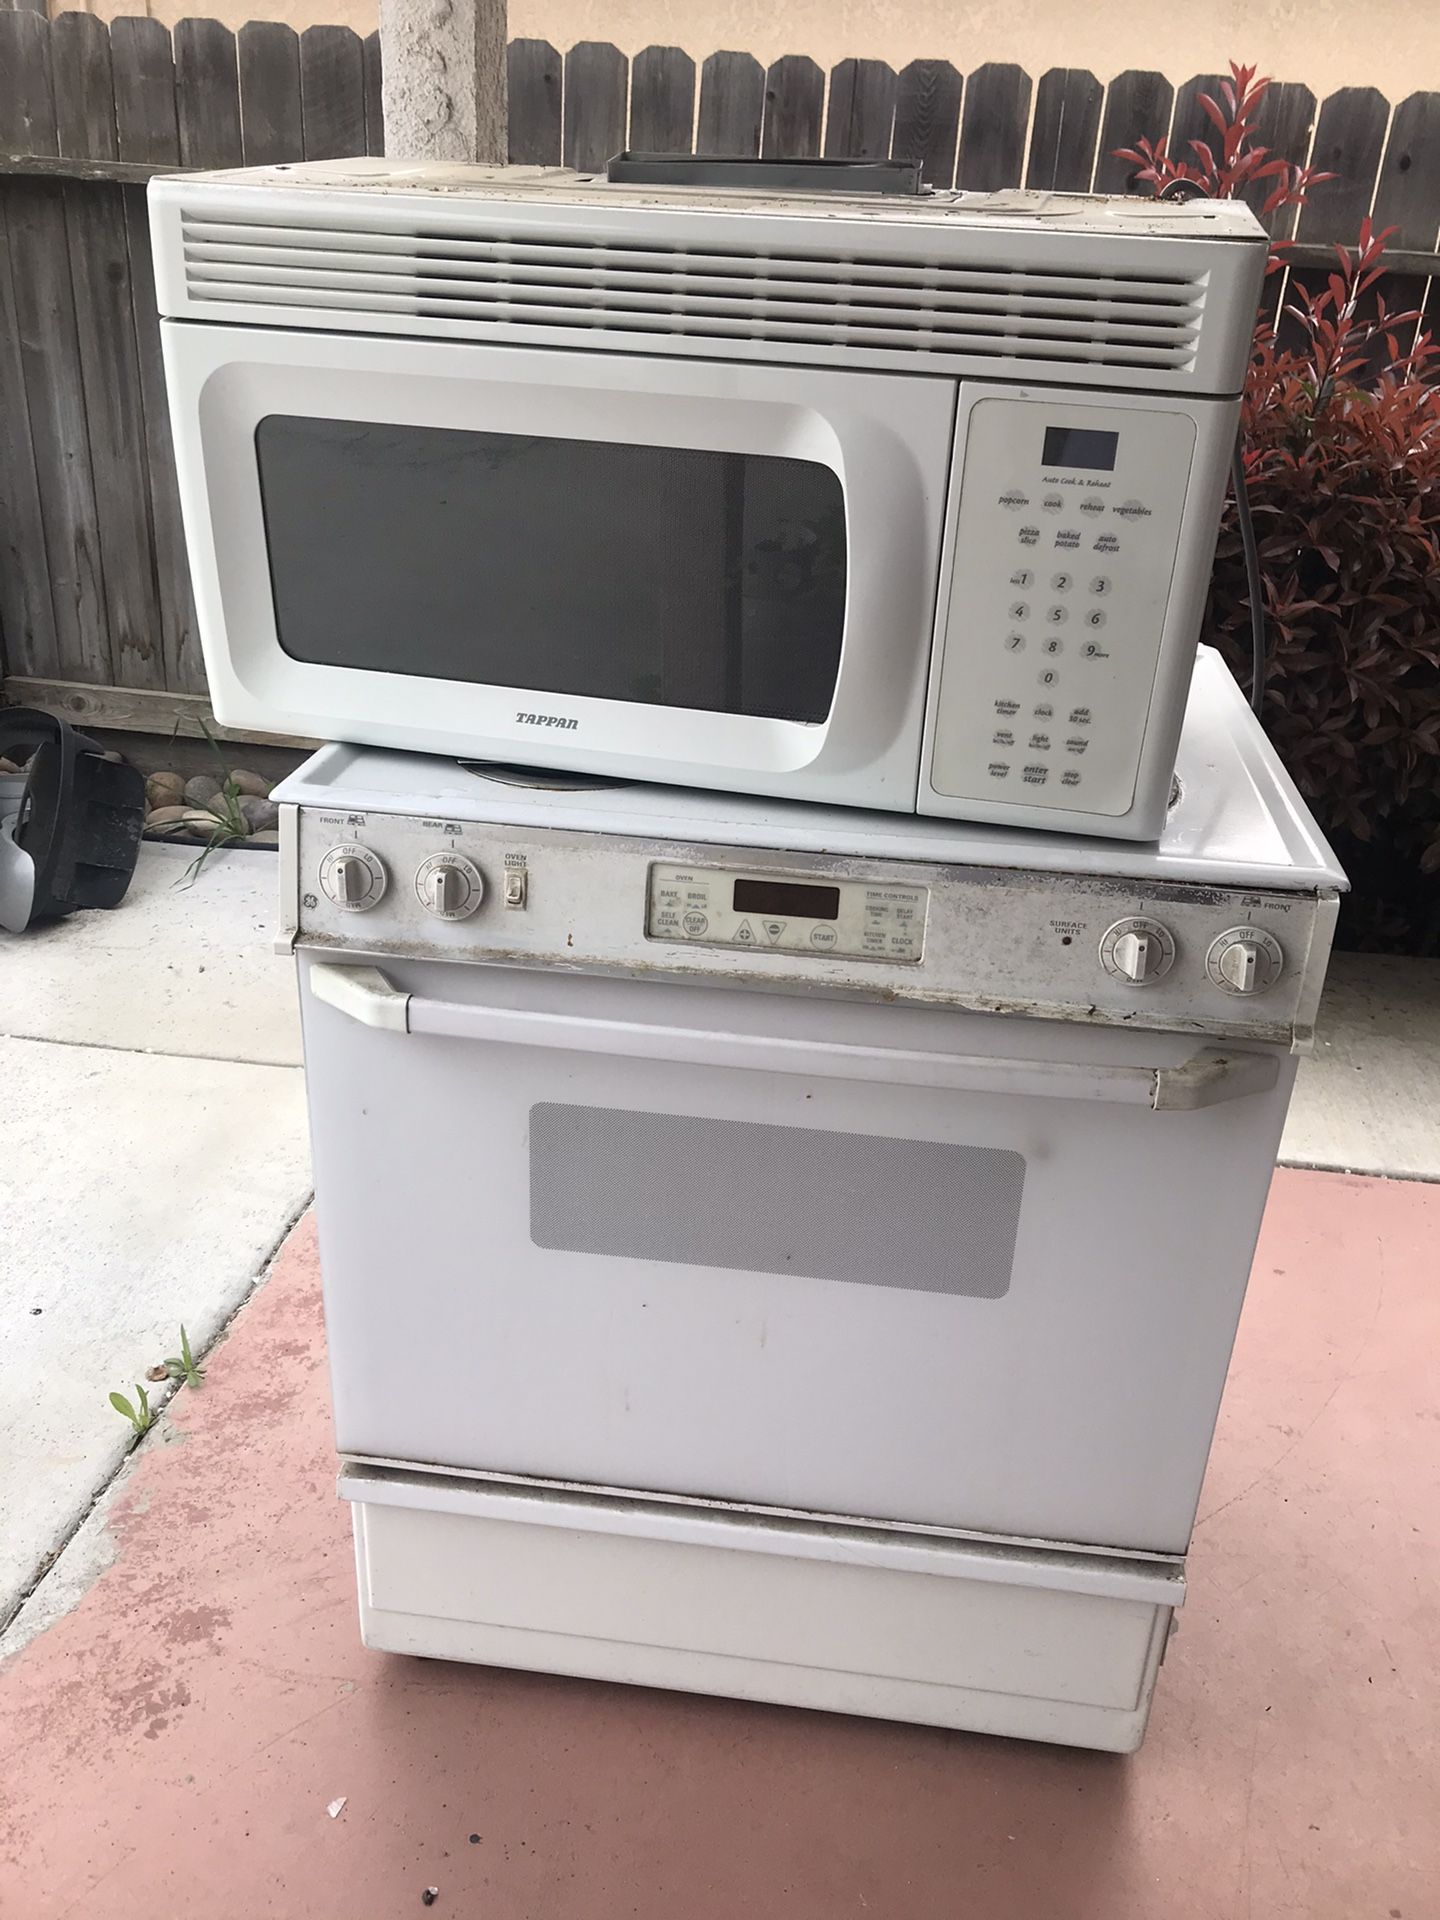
[379,0,507,164]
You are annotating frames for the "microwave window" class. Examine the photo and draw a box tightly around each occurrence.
[255,417,847,723]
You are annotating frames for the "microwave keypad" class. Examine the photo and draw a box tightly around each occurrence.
[929,398,1198,818]
[646,865,928,963]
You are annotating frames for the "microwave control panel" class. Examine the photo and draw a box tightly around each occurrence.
[928,395,1198,819]
[646,863,928,963]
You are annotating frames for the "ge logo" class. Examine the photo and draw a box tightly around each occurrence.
[303,892,319,909]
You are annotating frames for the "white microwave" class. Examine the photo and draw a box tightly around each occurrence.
[150,160,1265,839]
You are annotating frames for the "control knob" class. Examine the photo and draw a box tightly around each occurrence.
[1206,927,1284,995]
[318,844,387,912]
[1099,916,1176,986]
[415,853,485,920]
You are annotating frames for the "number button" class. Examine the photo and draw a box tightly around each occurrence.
[1010,568,1034,588]
[1009,601,1031,621]
[1090,575,1111,595]
[1044,637,1063,655]
[1046,605,1068,624]
[1085,609,1107,629]
[1050,572,1073,592]
[1039,668,1059,686]
[1004,632,1026,652]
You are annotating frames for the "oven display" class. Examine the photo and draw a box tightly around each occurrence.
[732,877,841,921]
[647,864,927,963]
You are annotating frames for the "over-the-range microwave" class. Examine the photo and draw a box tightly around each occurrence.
[150,158,1267,839]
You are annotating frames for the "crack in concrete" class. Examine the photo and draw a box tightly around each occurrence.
[0,1193,314,1656]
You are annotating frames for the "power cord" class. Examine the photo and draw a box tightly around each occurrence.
[1231,437,1267,717]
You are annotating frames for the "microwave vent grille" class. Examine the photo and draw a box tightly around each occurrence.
[179,216,1206,371]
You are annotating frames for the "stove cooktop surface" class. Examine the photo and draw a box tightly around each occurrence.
[275,649,1345,896]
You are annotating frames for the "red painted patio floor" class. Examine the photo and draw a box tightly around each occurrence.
[2,1167,1436,1919]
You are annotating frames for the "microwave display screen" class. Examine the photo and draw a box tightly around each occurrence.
[732,877,842,920]
[1041,425,1119,471]
[255,417,847,724]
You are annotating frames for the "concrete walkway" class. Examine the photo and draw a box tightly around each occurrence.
[0,843,308,1630]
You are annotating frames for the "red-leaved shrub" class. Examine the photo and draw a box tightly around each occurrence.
[1120,65,1440,952]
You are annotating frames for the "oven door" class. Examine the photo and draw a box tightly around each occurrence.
[298,953,1294,1559]
[164,323,955,811]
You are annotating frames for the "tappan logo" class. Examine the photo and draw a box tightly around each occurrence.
[515,711,578,731]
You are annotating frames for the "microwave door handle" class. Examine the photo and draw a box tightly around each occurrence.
[308,963,1279,1110]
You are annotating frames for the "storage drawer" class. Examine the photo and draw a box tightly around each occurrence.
[341,1465,1182,1753]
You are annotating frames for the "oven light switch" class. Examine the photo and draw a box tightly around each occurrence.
[504,869,527,909]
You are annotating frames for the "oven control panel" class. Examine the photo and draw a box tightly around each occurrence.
[646,865,928,963]
[289,809,1335,1047]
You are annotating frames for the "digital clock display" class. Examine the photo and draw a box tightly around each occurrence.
[732,877,842,920]
[1042,425,1119,471]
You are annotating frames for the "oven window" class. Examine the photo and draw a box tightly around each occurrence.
[255,417,848,723]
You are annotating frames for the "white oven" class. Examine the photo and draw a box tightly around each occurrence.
[152,159,1266,840]
[273,652,1343,1749]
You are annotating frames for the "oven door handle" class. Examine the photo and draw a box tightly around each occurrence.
[307,964,1279,1111]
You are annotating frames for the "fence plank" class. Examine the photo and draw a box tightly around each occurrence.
[1372,92,1440,249]
[0,10,58,157]
[956,62,1031,189]
[123,187,201,693]
[697,50,764,157]
[300,24,365,161]
[66,180,164,690]
[0,191,57,676]
[51,12,116,162]
[760,54,823,159]
[507,39,561,164]
[3,180,106,682]
[363,30,384,155]
[629,45,694,154]
[563,41,626,172]
[1026,68,1102,191]
[1296,87,1390,244]
[174,20,243,170]
[238,21,303,166]
[111,17,179,166]
[1246,80,1316,236]
[1092,70,1173,192]
[825,57,897,160]
[891,59,962,187]
[1169,72,1227,166]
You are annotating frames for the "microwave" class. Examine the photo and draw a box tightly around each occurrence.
[150,160,1266,839]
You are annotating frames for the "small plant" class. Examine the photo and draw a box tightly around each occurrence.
[164,1324,205,1389]
[149,716,252,888]
[109,1382,154,1436]
[1113,63,1333,247]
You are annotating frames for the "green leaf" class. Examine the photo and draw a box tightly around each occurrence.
[109,1392,136,1421]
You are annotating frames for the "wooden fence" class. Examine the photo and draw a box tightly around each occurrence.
[3,12,1440,734]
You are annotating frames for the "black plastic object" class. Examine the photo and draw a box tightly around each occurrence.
[604,153,926,196]
[0,708,145,924]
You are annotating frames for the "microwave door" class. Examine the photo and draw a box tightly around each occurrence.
[165,325,955,811]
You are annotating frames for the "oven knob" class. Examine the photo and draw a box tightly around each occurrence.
[1099,916,1176,985]
[415,853,484,919]
[319,844,387,912]
[1207,927,1284,995]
